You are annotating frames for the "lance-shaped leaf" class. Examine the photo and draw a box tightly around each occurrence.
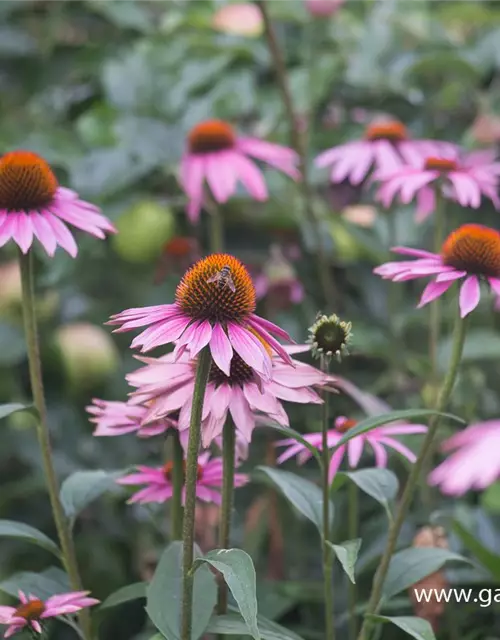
[0,520,60,558]
[366,615,436,640]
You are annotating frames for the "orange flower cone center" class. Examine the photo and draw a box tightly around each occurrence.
[14,599,45,621]
[424,157,458,172]
[441,224,500,278]
[176,253,256,322]
[0,151,58,211]
[188,120,236,154]
[163,461,203,481]
[365,121,407,142]
[336,417,357,433]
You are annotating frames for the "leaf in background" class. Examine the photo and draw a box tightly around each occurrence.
[0,568,69,599]
[256,467,333,533]
[383,547,472,599]
[332,409,463,450]
[60,470,121,521]
[439,329,500,365]
[98,582,146,611]
[481,482,500,514]
[261,422,322,466]
[0,323,26,366]
[206,611,305,640]
[193,549,260,640]
[340,469,399,518]
[366,615,436,640]
[146,541,216,640]
[453,520,500,581]
[0,520,60,558]
[327,539,362,584]
[0,403,35,421]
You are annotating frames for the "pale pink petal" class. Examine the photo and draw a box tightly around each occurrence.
[347,437,364,468]
[368,439,388,467]
[415,186,436,222]
[459,276,481,317]
[232,153,268,200]
[227,323,270,379]
[435,270,466,282]
[488,277,500,296]
[30,212,58,256]
[377,436,417,463]
[210,323,233,376]
[328,446,346,483]
[12,213,34,253]
[417,280,454,308]
[43,213,78,256]
[205,152,236,203]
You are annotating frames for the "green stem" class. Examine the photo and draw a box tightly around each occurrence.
[429,193,445,383]
[18,251,92,640]
[386,213,400,380]
[320,359,335,640]
[206,196,224,253]
[257,0,336,309]
[357,307,468,640]
[348,483,358,640]
[171,430,184,540]
[180,348,212,640]
[217,419,236,615]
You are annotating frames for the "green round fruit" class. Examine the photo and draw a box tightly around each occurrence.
[112,200,176,264]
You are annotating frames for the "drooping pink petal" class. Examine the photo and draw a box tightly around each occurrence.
[210,323,233,376]
[459,275,481,317]
[232,153,268,200]
[417,280,454,308]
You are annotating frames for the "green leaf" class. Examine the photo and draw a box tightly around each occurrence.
[146,541,217,640]
[0,403,34,420]
[481,482,500,514]
[328,539,362,584]
[0,568,69,599]
[206,612,305,640]
[99,582,146,611]
[453,520,500,581]
[332,409,464,450]
[439,329,500,364]
[60,470,121,521]
[341,469,398,517]
[366,615,436,640]
[0,520,60,558]
[383,548,472,599]
[256,467,333,533]
[193,549,260,640]
[262,422,322,466]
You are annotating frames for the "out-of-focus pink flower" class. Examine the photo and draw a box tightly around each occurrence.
[116,452,248,505]
[212,3,263,37]
[0,151,115,257]
[375,152,500,222]
[315,120,456,186]
[0,591,99,638]
[429,420,500,495]
[108,253,293,382]
[254,245,304,308]
[305,0,344,17]
[277,416,427,482]
[180,120,299,223]
[87,398,177,438]
[374,224,500,318]
[127,345,331,449]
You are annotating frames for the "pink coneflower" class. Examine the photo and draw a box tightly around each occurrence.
[429,420,500,496]
[305,0,344,17]
[180,120,299,222]
[0,591,98,638]
[376,152,500,222]
[315,120,455,185]
[127,346,332,448]
[277,416,427,482]
[86,398,177,438]
[374,224,500,317]
[254,245,304,309]
[108,253,293,382]
[117,452,248,505]
[0,151,115,256]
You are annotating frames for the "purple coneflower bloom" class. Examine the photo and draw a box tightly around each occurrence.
[126,345,331,448]
[0,151,115,256]
[108,253,293,382]
[277,416,427,482]
[374,224,500,317]
[375,151,500,222]
[0,591,98,638]
[180,119,299,223]
[254,245,304,309]
[315,120,455,185]
[117,452,248,505]
[429,420,500,496]
[87,398,177,438]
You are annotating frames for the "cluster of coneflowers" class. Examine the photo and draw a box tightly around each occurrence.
[0,22,499,640]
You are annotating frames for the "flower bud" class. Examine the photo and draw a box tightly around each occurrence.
[305,0,344,17]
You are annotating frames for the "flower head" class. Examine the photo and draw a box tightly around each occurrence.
[375,150,500,222]
[212,3,263,36]
[254,245,304,309]
[87,398,177,438]
[374,224,500,317]
[429,420,500,496]
[315,120,455,186]
[108,253,294,381]
[126,345,332,448]
[0,151,115,256]
[116,452,248,505]
[181,120,299,222]
[277,416,427,482]
[305,0,344,17]
[308,313,352,362]
[0,591,98,638]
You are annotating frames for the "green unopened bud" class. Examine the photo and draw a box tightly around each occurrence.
[308,312,352,363]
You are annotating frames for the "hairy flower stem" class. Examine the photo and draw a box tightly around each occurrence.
[429,194,445,383]
[217,419,236,616]
[257,0,335,308]
[171,430,184,540]
[320,359,335,640]
[205,194,224,253]
[18,251,92,640]
[181,348,212,640]
[348,483,358,640]
[357,309,468,640]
